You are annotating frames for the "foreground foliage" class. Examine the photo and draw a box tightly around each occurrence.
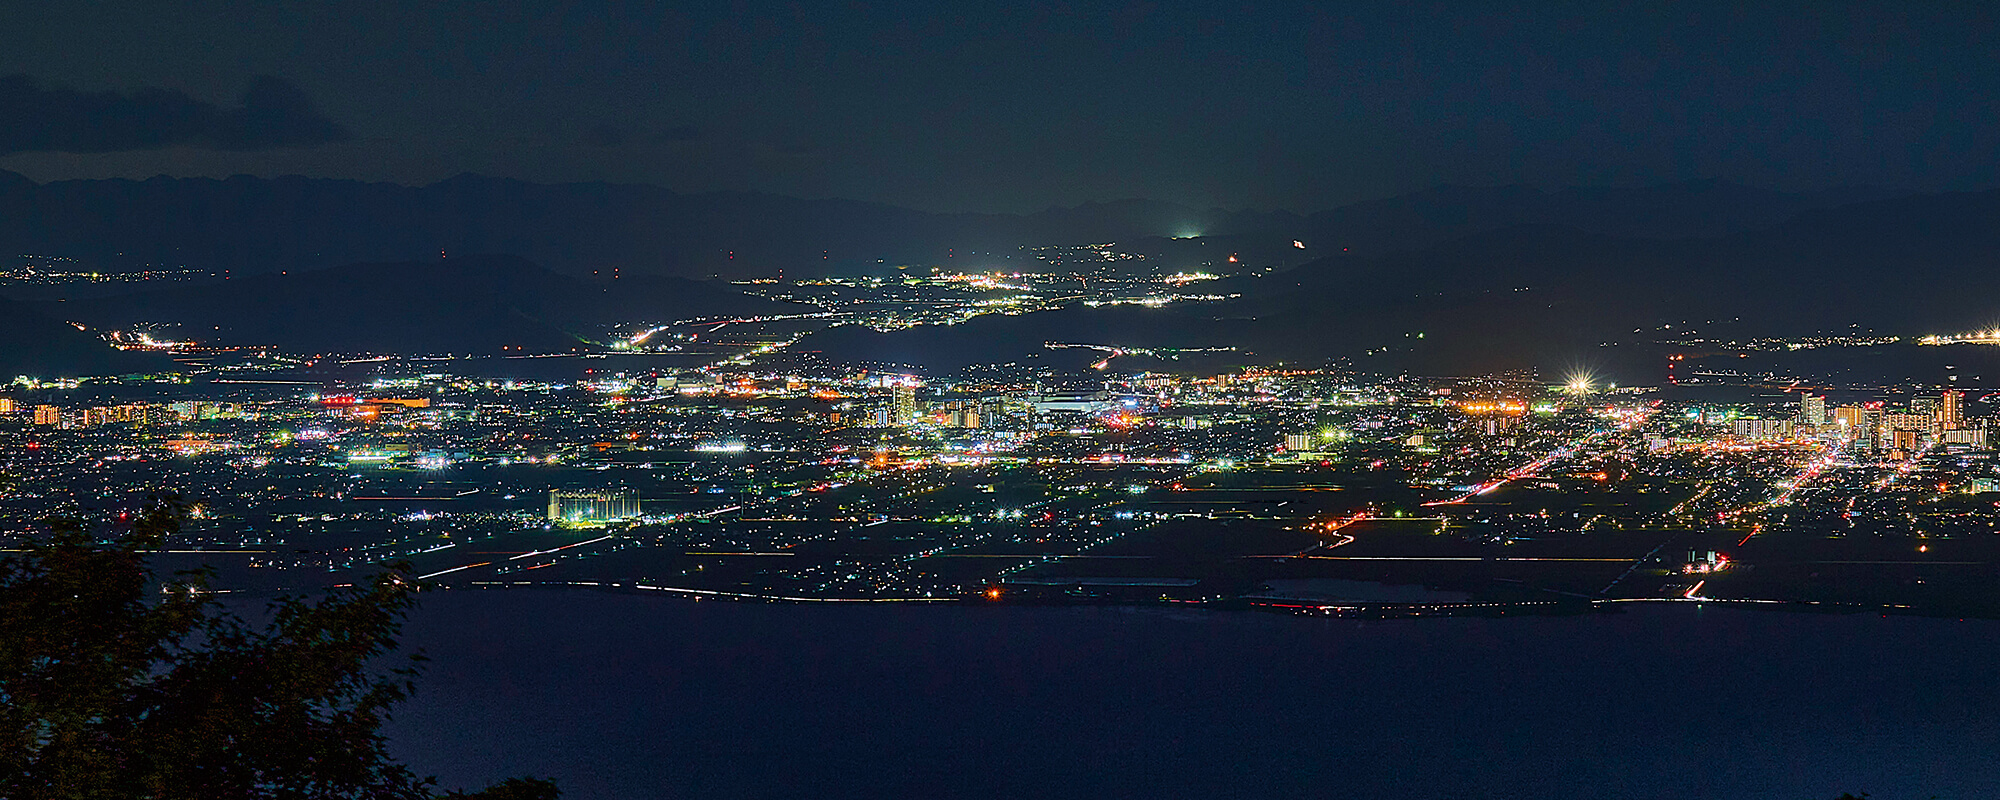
[0,497,554,799]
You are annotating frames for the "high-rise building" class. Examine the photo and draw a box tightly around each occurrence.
[1833,404,1888,448]
[891,384,917,426]
[1882,412,1930,434]
[0,397,14,414]
[1940,428,1989,447]
[1799,394,1827,428]
[1731,418,1794,440]
[33,405,60,426]
[1474,415,1522,436]
[547,489,641,524]
[1940,389,1964,432]
[939,401,980,428]
[1832,405,1867,431]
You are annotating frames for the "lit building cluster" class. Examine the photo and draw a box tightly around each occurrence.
[3,358,1999,615]
[5,245,2000,616]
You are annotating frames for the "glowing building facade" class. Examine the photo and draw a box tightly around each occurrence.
[548,489,641,524]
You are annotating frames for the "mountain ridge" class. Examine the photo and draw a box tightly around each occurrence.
[5,177,1994,377]
[804,187,2000,379]
[0,171,1899,280]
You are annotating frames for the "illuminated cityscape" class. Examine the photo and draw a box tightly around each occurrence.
[7,4,2000,798]
[8,260,2000,620]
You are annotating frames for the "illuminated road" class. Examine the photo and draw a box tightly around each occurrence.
[1715,437,1848,541]
[1423,417,1639,506]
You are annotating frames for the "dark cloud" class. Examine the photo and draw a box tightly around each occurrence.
[6,3,1998,210]
[0,75,348,155]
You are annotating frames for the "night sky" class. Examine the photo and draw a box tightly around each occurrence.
[4,1,1997,212]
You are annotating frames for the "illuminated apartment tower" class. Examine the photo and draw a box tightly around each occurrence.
[1939,389,1964,433]
[1832,404,1884,450]
[0,397,13,414]
[941,401,981,427]
[891,384,917,426]
[1799,394,1827,428]
[33,405,60,426]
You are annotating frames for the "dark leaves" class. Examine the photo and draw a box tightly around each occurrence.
[0,496,550,799]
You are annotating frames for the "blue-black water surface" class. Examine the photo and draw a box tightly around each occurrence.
[389,591,2000,800]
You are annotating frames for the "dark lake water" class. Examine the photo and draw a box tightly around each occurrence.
[388,592,2000,800]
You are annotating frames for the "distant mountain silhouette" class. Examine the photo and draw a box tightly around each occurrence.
[60,255,795,356]
[808,188,2000,380]
[1291,180,1894,256]
[1262,186,2000,333]
[0,171,1890,280]
[0,172,1224,279]
[1,172,1979,377]
[0,294,170,378]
